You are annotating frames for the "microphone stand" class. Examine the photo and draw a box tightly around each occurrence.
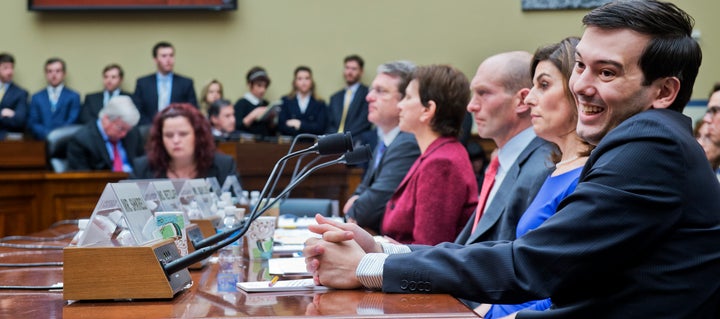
[164,156,351,276]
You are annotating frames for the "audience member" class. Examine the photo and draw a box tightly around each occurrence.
[380,64,477,245]
[708,82,720,108]
[67,95,144,172]
[79,63,131,124]
[134,41,198,125]
[0,53,28,139]
[208,98,239,141]
[326,55,374,147]
[457,51,555,246]
[278,66,327,136]
[199,79,223,117]
[131,103,237,184]
[343,61,420,234]
[701,107,720,180]
[478,36,595,319]
[305,2,720,317]
[28,57,81,140]
[234,66,276,137]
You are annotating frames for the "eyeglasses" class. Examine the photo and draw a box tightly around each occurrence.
[369,86,399,97]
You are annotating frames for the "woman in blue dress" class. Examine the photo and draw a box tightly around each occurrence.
[478,37,595,319]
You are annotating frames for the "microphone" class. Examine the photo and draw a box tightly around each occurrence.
[165,146,373,275]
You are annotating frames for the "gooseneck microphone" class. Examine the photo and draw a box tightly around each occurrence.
[164,145,373,275]
[192,134,353,250]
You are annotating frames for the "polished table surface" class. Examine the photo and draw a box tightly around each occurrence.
[0,225,477,318]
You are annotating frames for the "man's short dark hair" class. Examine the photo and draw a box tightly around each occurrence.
[0,53,15,65]
[344,54,365,69]
[208,99,232,118]
[103,63,124,78]
[583,0,701,112]
[152,41,174,58]
[45,57,66,72]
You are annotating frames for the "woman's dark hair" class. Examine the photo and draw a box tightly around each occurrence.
[531,36,594,162]
[146,103,215,177]
[412,65,470,137]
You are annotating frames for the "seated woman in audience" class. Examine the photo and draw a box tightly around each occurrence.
[199,79,224,116]
[132,103,238,184]
[476,36,594,319]
[380,64,478,245]
[278,66,327,136]
[234,66,277,137]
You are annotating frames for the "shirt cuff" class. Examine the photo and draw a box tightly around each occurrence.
[380,243,411,254]
[356,253,388,289]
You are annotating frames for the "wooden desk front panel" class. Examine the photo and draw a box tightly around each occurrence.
[0,140,47,170]
[218,141,363,205]
[0,172,128,236]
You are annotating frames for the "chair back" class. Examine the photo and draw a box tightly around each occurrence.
[46,124,83,172]
[279,198,337,218]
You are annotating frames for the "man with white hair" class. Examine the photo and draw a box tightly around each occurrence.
[67,95,145,172]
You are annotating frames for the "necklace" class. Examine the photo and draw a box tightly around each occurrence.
[556,156,579,166]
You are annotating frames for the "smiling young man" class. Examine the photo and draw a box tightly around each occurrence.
[304,1,720,317]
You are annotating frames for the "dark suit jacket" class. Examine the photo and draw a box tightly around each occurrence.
[454,136,555,245]
[234,97,275,136]
[326,85,373,145]
[277,95,328,136]
[66,121,145,171]
[384,109,720,318]
[131,152,238,185]
[28,87,81,140]
[79,90,132,124]
[346,131,420,234]
[133,73,197,125]
[381,137,477,245]
[0,83,29,134]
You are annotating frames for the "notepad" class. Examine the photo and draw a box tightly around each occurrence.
[268,257,310,276]
[237,278,330,292]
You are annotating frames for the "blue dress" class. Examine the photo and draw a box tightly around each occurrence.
[485,166,582,319]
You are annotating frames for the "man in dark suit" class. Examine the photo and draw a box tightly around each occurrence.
[454,51,555,246]
[343,61,420,234]
[28,57,81,140]
[305,1,720,317]
[67,95,144,172]
[79,64,131,124]
[134,41,197,125]
[326,55,374,147]
[0,53,28,139]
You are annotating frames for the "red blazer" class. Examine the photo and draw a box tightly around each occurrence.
[382,136,478,245]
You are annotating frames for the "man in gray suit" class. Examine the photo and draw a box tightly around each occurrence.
[343,61,420,235]
[455,51,556,245]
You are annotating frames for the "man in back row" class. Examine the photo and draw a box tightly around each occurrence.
[326,55,374,148]
[134,41,197,125]
[305,1,720,317]
[79,63,131,124]
[0,53,28,139]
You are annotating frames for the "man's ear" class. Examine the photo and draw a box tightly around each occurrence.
[515,87,531,114]
[652,76,680,110]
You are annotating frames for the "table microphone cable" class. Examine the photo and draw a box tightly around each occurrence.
[0,219,79,268]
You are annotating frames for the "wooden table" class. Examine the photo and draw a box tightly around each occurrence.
[0,225,477,318]
[0,140,46,170]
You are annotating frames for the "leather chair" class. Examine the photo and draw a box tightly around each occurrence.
[279,198,337,218]
[46,124,83,172]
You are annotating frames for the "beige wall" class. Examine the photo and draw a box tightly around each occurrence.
[1,0,717,109]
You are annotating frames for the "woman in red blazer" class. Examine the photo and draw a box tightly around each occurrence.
[381,65,478,245]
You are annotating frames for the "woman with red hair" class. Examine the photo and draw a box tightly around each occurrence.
[132,103,238,184]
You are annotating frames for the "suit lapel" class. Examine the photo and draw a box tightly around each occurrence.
[92,125,113,167]
[466,137,544,243]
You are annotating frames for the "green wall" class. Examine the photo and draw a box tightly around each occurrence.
[2,0,717,110]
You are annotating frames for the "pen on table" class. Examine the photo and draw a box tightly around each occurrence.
[268,275,280,287]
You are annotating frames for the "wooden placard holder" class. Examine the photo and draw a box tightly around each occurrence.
[63,239,192,300]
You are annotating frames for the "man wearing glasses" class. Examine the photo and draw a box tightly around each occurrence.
[67,95,145,173]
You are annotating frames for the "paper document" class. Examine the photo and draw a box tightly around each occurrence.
[268,257,310,276]
[237,278,330,292]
